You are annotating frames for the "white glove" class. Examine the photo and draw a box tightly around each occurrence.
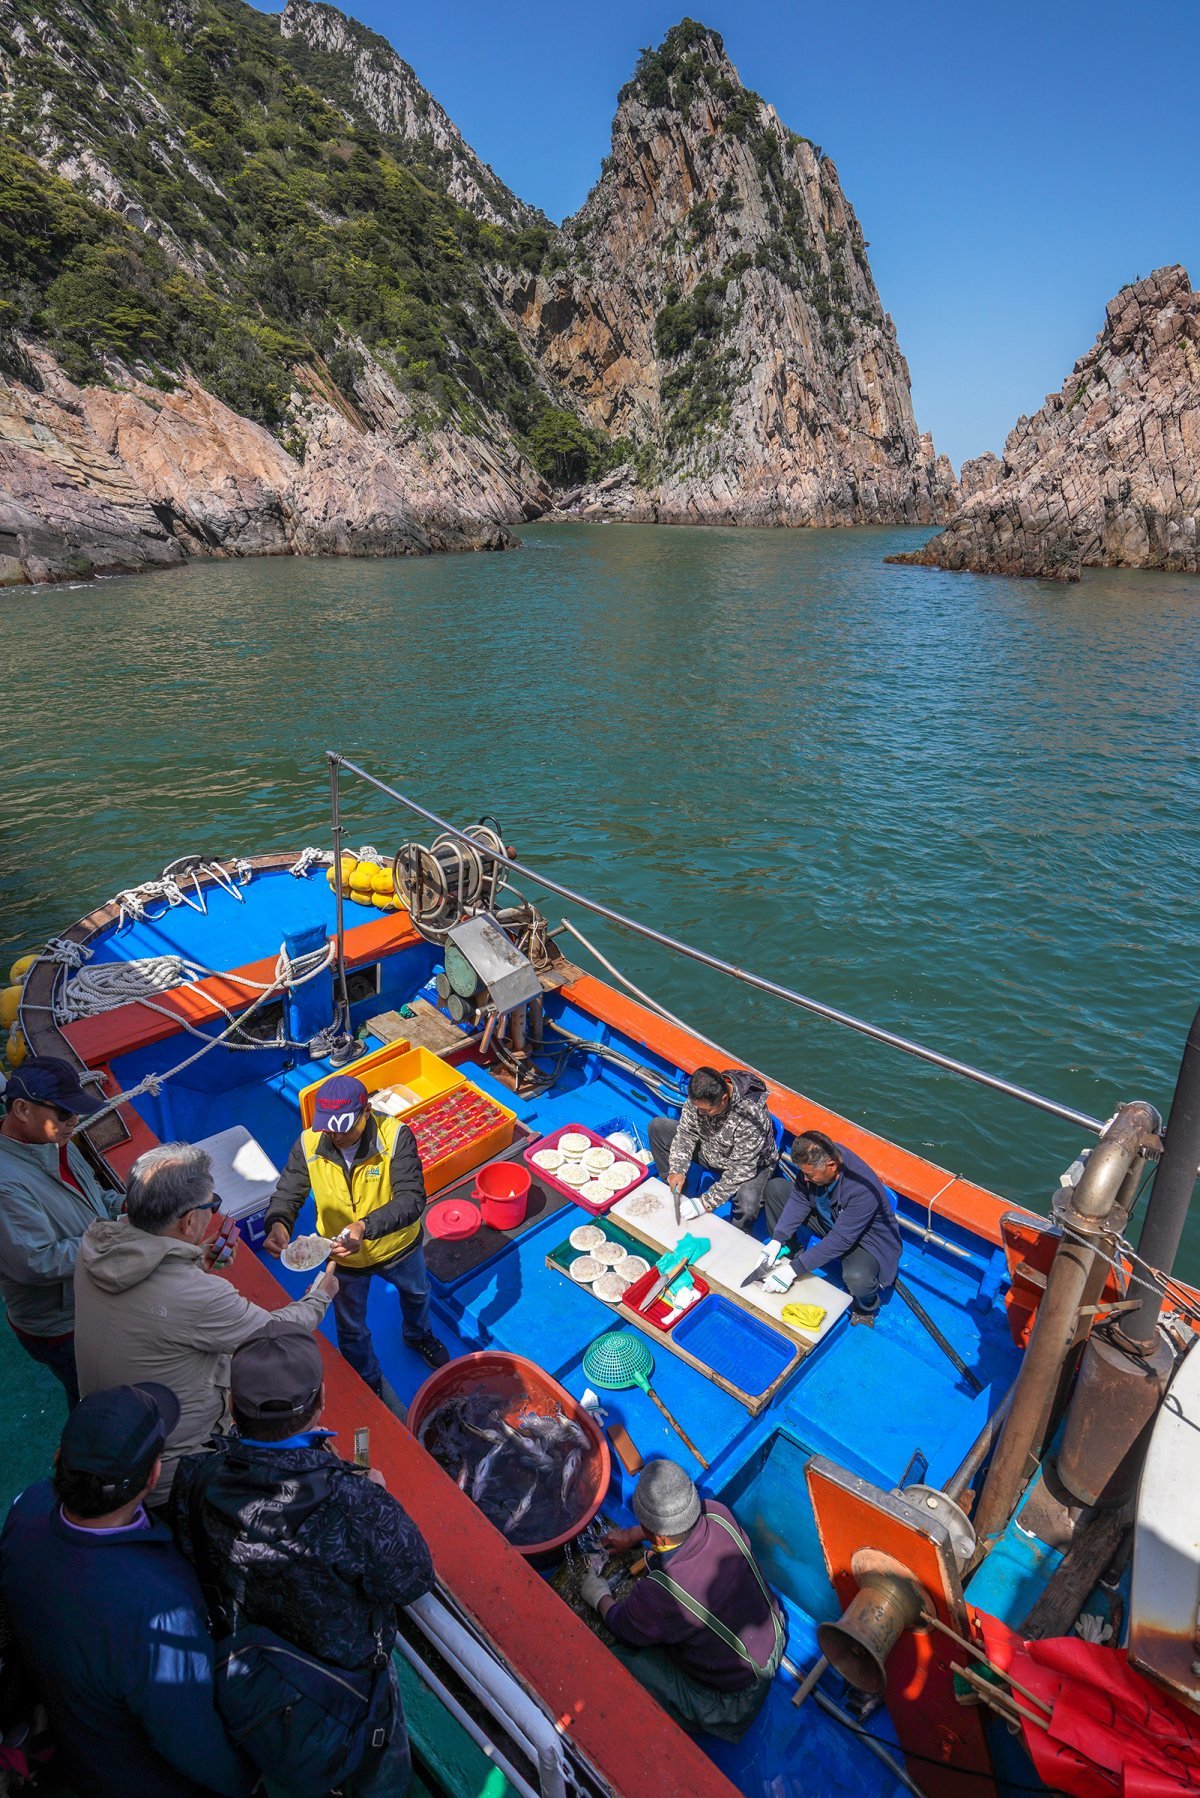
[580,1554,613,1610]
[764,1262,797,1294]
[1074,1612,1113,1644]
[580,1389,610,1425]
[762,1240,785,1266]
[678,1192,706,1221]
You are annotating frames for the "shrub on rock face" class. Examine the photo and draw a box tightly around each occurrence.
[527,407,602,487]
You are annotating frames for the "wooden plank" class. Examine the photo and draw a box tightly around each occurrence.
[1021,1500,1133,1639]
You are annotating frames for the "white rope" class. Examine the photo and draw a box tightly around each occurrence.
[77,940,337,1131]
[290,846,334,878]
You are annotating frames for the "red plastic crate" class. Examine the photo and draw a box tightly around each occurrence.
[523,1123,647,1216]
[621,1266,710,1332]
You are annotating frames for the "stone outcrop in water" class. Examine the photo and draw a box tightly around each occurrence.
[509,24,954,526]
[891,267,1200,581]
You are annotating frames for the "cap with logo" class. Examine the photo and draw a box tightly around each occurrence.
[59,1383,181,1499]
[311,1073,369,1136]
[5,1056,106,1118]
[230,1329,324,1424]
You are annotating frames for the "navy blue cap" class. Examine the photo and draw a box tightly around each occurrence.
[5,1056,105,1118]
[59,1383,181,1494]
[312,1073,368,1134]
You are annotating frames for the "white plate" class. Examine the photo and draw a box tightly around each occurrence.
[569,1256,602,1284]
[593,1241,627,1265]
[582,1145,615,1172]
[558,1162,590,1187]
[580,1179,612,1203]
[281,1234,331,1272]
[621,1256,650,1282]
[593,1271,631,1303]
[557,1132,591,1158]
[532,1148,564,1171]
[599,1160,640,1189]
[569,1224,605,1251]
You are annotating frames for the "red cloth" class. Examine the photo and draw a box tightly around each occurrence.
[57,1145,82,1193]
[977,1614,1200,1797]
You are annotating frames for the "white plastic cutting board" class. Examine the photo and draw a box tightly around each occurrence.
[609,1179,851,1346]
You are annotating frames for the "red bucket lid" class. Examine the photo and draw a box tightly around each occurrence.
[425,1198,482,1241]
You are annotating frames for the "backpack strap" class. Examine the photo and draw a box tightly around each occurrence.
[185,1459,246,1638]
[648,1514,783,1678]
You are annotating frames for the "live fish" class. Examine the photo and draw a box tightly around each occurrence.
[504,1479,538,1536]
[560,1449,582,1505]
[555,1409,589,1450]
[471,1443,503,1501]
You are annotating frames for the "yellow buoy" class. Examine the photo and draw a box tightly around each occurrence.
[0,987,21,1030]
[370,865,395,896]
[327,853,358,890]
[9,953,38,984]
[371,893,393,909]
[6,1026,26,1068]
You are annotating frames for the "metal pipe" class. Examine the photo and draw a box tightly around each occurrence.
[390,1631,539,1798]
[943,1380,1017,1505]
[326,754,1105,1136]
[971,1102,1159,1550]
[327,756,352,1036]
[1125,1003,1200,1345]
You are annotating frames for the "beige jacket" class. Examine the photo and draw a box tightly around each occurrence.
[74,1216,331,1499]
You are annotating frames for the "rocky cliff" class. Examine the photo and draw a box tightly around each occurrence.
[509,25,955,525]
[0,4,953,583]
[892,266,1200,581]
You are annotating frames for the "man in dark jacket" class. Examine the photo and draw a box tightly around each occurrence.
[171,1331,435,1796]
[581,1460,785,1742]
[263,1072,449,1378]
[650,1067,779,1227]
[0,1382,251,1798]
[757,1131,903,1326]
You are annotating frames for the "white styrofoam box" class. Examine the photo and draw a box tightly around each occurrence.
[193,1125,280,1220]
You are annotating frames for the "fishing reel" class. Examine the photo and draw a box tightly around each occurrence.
[392,817,508,943]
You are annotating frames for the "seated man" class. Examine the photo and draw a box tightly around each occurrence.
[581,1460,785,1742]
[263,1072,449,1382]
[650,1067,778,1228]
[74,1142,336,1502]
[171,1330,435,1797]
[0,1383,251,1798]
[758,1130,903,1327]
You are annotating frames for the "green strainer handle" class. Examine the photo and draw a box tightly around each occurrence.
[631,1368,710,1470]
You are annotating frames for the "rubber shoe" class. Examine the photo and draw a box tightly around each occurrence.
[412,1332,450,1368]
[849,1308,877,1329]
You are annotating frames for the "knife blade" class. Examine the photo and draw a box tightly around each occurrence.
[740,1261,769,1289]
[639,1255,688,1312]
[671,1183,681,1226]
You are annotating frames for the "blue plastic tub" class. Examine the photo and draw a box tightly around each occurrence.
[673,1297,795,1398]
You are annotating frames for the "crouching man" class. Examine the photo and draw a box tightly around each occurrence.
[581,1460,785,1742]
[171,1330,435,1796]
[650,1067,778,1227]
[757,1131,903,1327]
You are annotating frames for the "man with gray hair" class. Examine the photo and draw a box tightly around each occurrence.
[74,1142,336,1503]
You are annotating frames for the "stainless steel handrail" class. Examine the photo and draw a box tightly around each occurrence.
[326,751,1106,1137]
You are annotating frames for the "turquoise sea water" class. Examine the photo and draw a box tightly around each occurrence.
[3,521,1199,1276]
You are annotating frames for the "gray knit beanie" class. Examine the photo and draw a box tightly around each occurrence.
[632,1459,702,1538]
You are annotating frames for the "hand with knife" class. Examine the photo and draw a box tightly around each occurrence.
[742,1240,796,1292]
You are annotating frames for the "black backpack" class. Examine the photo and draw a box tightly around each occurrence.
[187,1483,394,1796]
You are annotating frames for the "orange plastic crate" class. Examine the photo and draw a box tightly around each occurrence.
[404,1082,517,1194]
[298,1040,467,1129]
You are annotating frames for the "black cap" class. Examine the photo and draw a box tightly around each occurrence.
[230,1331,324,1424]
[59,1383,180,1497]
[6,1056,106,1118]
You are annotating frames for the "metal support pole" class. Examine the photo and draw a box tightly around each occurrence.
[970,1103,1159,1552]
[324,752,1106,1137]
[327,755,353,1051]
[1124,1002,1200,1346]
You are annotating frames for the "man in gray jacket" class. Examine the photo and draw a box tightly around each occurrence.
[0,1058,122,1406]
[75,1142,336,1503]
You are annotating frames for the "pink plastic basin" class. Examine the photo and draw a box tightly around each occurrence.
[408,1351,610,1560]
[473,1161,531,1230]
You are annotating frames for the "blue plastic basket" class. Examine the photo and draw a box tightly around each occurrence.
[673,1297,796,1398]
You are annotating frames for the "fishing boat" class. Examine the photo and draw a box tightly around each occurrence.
[7,750,1200,1798]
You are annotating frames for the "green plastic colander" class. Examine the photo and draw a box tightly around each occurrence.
[583,1333,708,1467]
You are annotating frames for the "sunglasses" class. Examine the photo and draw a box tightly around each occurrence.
[26,1099,76,1124]
[187,1196,223,1216]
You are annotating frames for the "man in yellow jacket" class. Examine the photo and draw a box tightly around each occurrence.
[263,1074,450,1384]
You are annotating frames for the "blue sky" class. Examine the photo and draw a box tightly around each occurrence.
[259,1,1198,469]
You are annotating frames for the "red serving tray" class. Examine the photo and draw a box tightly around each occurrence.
[621,1267,710,1332]
[523,1124,648,1216]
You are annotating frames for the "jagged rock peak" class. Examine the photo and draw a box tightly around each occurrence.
[510,17,954,527]
[277,0,536,227]
[891,265,1200,580]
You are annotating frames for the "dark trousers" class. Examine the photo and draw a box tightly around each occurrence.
[333,1245,432,1392]
[10,1324,79,1408]
[649,1117,775,1230]
[761,1179,883,1315]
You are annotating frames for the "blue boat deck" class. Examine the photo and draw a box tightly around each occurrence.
[92,868,1035,1795]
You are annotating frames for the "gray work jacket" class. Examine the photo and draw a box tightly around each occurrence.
[0,1132,119,1336]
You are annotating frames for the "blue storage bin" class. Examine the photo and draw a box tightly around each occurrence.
[673,1296,795,1398]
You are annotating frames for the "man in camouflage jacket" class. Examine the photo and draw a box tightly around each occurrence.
[649,1067,779,1228]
